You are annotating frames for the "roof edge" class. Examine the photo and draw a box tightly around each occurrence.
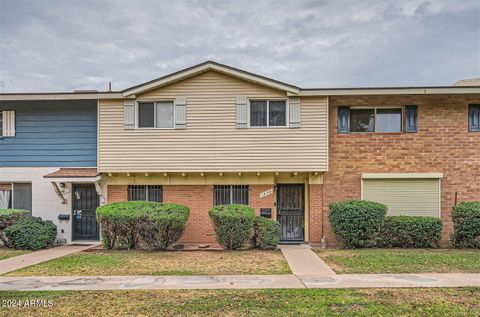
[294,86,480,96]
[122,60,301,96]
[0,92,124,101]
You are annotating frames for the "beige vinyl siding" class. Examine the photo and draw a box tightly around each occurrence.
[98,71,328,173]
[362,179,440,217]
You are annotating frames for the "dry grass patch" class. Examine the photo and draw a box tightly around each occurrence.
[0,288,479,316]
[0,247,30,260]
[317,249,480,274]
[6,249,290,276]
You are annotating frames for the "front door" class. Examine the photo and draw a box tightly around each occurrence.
[72,184,99,241]
[276,184,304,242]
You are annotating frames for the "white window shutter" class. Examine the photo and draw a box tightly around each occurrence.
[288,97,301,128]
[236,96,248,128]
[174,97,186,129]
[2,111,15,137]
[124,100,135,129]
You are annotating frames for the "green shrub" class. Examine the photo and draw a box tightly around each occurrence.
[96,201,190,250]
[0,209,29,247]
[329,200,387,248]
[452,202,480,248]
[5,216,57,250]
[139,203,190,250]
[252,216,280,250]
[209,204,255,250]
[96,202,145,249]
[379,216,442,248]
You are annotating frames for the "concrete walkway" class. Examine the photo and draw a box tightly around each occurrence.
[0,244,100,275]
[279,244,336,275]
[1,273,479,291]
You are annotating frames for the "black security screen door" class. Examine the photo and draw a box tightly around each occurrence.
[277,184,304,242]
[72,184,99,241]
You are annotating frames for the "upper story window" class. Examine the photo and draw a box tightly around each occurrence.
[213,185,249,206]
[138,102,174,128]
[0,111,15,137]
[339,106,417,133]
[469,104,480,132]
[250,100,286,127]
[350,108,402,133]
[128,185,163,202]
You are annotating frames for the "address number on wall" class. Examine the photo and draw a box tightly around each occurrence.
[259,189,273,198]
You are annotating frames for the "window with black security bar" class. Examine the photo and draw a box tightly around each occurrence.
[213,185,249,206]
[128,185,163,202]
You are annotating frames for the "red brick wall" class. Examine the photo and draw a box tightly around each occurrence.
[324,94,480,247]
[106,184,276,244]
[163,185,216,243]
[250,185,275,216]
[309,184,323,243]
[107,185,128,203]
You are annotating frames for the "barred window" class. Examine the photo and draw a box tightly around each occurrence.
[128,185,163,202]
[213,185,249,206]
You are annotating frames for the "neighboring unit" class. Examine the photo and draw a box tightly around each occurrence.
[1,61,479,246]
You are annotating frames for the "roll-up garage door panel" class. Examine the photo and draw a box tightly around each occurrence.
[363,179,440,217]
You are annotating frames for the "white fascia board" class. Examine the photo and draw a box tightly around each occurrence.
[294,87,480,96]
[0,93,124,101]
[45,176,102,183]
[123,63,300,97]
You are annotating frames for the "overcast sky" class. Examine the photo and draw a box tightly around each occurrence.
[0,0,479,92]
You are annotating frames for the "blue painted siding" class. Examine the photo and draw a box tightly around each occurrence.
[0,100,97,167]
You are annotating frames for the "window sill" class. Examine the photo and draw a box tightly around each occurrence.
[247,126,290,129]
[339,131,405,135]
[126,127,176,130]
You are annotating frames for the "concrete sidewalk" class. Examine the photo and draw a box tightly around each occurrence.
[1,273,479,291]
[0,244,100,275]
[279,244,336,275]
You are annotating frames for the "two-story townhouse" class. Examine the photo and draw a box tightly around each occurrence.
[1,61,479,246]
[98,62,329,244]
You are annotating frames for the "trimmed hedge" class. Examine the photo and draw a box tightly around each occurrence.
[252,216,280,250]
[0,209,29,247]
[452,202,480,248]
[5,216,57,250]
[209,204,255,250]
[329,200,387,248]
[379,216,442,248]
[139,203,190,250]
[96,201,190,250]
[96,202,144,249]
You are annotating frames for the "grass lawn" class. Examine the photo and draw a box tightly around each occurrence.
[0,247,30,260]
[0,288,478,316]
[317,249,480,274]
[5,249,290,276]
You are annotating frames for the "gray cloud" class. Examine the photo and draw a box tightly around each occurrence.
[0,0,479,92]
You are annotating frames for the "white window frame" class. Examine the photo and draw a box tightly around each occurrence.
[136,100,175,129]
[349,105,403,133]
[247,99,289,128]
